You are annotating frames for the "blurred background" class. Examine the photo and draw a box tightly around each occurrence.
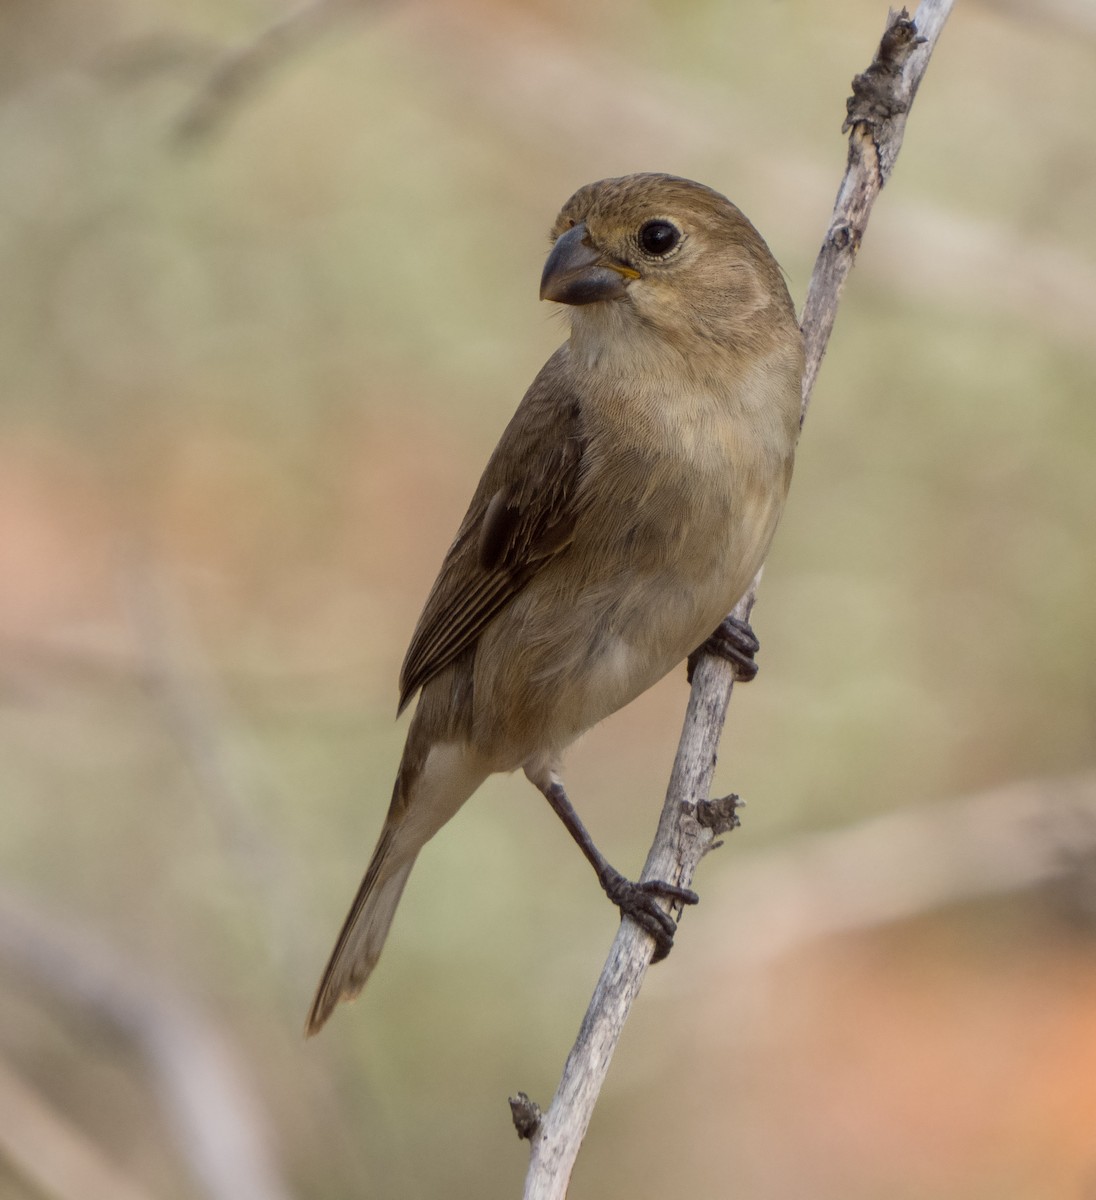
[2,0,1095,1197]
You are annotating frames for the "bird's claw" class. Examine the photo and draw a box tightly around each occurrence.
[598,867,699,962]
[688,615,760,684]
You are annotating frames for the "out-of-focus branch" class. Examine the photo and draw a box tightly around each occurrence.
[695,770,1096,972]
[517,5,954,1197]
[147,0,1094,347]
[0,887,295,1200]
[0,1056,155,1200]
[174,0,374,142]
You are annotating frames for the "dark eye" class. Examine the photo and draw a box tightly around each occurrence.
[638,220,680,256]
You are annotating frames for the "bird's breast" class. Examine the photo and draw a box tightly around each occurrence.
[470,381,792,763]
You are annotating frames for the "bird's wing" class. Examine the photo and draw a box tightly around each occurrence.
[397,349,586,712]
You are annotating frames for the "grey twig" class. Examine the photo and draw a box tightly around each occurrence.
[518,4,955,1196]
[799,3,951,404]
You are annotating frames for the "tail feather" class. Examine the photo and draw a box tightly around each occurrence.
[305,739,490,1035]
[305,826,417,1036]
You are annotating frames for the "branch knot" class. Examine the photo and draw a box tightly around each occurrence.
[510,1092,543,1141]
[843,9,925,137]
[829,222,856,252]
[692,794,743,837]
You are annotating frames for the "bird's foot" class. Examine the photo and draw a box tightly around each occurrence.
[688,615,760,684]
[598,866,699,962]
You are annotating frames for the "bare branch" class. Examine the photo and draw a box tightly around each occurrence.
[518,3,955,1195]
[799,3,948,408]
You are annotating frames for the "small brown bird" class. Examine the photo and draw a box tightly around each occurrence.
[306,173,803,1034]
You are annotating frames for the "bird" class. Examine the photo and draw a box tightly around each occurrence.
[305,172,803,1035]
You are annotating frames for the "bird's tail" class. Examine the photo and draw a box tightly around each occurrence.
[305,820,417,1036]
[305,740,489,1036]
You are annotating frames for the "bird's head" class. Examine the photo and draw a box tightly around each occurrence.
[540,173,797,371]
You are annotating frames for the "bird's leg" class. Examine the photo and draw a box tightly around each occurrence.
[535,776,698,962]
[687,614,760,684]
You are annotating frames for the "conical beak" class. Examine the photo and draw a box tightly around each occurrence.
[539,223,638,306]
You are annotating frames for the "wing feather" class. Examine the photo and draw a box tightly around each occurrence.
[397,349,586,712]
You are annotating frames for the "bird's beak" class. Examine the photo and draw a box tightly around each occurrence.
[539,223,639,305]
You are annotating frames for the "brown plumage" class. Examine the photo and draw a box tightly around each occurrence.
[306,173,803,1035]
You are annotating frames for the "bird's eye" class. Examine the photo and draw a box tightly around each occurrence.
[638,220,681,256]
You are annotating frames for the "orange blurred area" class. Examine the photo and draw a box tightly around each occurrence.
[589,921,1096,1200]
[751,934,1096,1198]
[1,1,1095,1198]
